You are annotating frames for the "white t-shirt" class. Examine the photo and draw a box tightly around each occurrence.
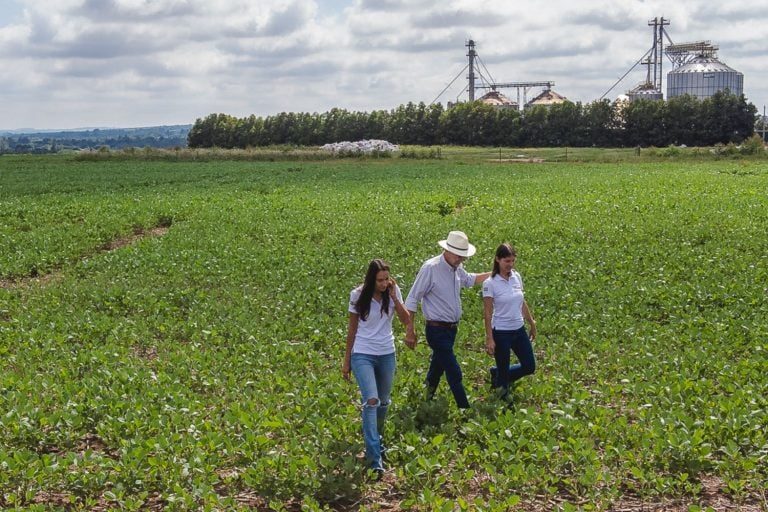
[482,272,525,330]
[348,285,402,355]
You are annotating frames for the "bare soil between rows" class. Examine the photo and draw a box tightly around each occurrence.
[0,225,169,290]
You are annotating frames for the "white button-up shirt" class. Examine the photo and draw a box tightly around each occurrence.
[405,254,477,323]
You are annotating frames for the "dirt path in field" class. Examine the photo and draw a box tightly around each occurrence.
[488,157,546,163]
[99,225,169,251]
[0,225,169,290]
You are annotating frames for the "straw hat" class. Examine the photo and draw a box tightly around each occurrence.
[438,230,476,257]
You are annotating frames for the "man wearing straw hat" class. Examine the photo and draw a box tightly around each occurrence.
[405,231,490,409]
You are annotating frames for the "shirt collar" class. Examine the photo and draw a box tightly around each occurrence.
[439,253,459,272]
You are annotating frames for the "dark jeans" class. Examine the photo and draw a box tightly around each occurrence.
[425,324,470,408]
[491,327,535,391]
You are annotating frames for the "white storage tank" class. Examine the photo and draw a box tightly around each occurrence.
[667,55,743,100]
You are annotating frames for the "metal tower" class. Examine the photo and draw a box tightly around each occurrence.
[431,40,556,110]
[467,40,476,101]
[601,16,671,100]
[648,17,669,92]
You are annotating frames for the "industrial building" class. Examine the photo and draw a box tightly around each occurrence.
[439,17,747,110]
[618,19,744,102]
[437,40,562,112]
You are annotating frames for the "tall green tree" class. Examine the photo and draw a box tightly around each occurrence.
[623,100,666,147]
[664,95,700,146]
[493,107,522,146]
[438,102,473,145]
[520,106,549,147]
[583,99,617,147]
[700,91,757,144]
[546,101,583,146]
[420,103,444,145]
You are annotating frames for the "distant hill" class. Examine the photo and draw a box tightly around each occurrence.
[0,125,191,154]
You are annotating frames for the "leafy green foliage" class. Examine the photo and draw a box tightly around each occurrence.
[187,92,759,149]
[1,155,766,509]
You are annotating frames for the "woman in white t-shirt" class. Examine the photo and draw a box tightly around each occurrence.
[482,243,537,400]
[342,259,410,475]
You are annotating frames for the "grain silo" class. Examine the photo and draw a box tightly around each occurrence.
[666,54,743,100]
[604,20,748,104]
[627,83,663,102]
[526,88,568,108]
[478,90,519,110]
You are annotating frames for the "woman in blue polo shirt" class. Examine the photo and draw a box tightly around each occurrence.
[342,259,410,476]
[482,243,537,399]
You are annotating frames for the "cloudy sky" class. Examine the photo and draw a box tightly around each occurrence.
[1,0,766,130]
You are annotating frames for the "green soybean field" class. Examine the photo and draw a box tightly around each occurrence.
[1,154,766,511]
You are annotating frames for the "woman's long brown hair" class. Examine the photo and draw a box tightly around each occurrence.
[355,259,391,321]
[492,243,517,277]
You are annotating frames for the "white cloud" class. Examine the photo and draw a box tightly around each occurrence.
[0,0,766,130]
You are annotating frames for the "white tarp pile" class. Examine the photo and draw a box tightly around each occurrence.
[320,139,400,154]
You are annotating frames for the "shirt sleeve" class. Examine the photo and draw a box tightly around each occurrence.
[457,266,477,288]
[482,277,494,298]
[404,264,430,312]
[517,271,524,291]
[395,285,404,304]
[349,288,360,314]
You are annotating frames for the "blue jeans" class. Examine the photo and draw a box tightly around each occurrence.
[425,325,470,408]
[350,352,396,470]
[491,327,535,392]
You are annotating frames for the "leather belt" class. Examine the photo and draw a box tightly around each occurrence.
[426,320,459,329]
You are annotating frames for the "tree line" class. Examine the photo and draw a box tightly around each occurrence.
[187,91,757,149]
[0,125,191,154]
[0,135,189,154]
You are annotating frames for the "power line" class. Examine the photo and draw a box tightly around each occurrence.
[475,67,493,89]
[476,54,496,86]
[600,45,654,100]
[430,63,469,105]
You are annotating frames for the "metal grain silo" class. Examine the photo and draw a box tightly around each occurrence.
[666,55,743,100]
[627,83,663,102]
